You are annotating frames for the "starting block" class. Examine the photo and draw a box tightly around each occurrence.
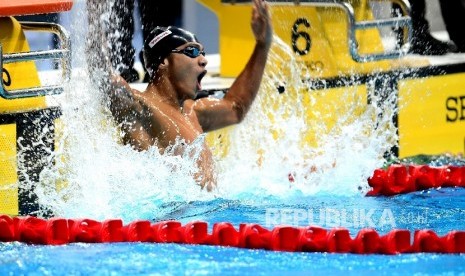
[0,0,73,216]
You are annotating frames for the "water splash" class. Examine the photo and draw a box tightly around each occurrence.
[20,2,400,221]
[215,35,398,199]
[24,2,212,222]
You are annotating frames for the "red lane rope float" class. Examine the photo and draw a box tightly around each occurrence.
[1,215,464,254]
[367,165,465,196]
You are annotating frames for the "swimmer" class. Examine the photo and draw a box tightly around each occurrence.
[86,0,273,190]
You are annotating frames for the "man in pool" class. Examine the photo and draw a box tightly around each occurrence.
[87,0,272,190]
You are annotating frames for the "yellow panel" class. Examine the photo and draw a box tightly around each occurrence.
[398,73,465,157]
[0,16,45,113]
[206,85,368,157]
[206,125,233,159]
[271,7,337,79]
[198,0,391,78]
[303,85,368,147]
[317,1,391,75]
[53,117,68,193]
[0,124,18,216]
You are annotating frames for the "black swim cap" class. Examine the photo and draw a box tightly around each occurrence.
[143,26,200,77]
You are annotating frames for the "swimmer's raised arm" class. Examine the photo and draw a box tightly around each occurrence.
[85,0,141,128]
[221,0,272,119]
[192,0,273,132]
[85,0,114,82]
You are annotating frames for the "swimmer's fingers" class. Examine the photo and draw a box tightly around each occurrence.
[251,0,272,47]
[253,0,269,18]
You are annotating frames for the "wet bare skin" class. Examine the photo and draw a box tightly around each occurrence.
[91,0,273,190]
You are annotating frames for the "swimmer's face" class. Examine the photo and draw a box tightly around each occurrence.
[166,42,208,100]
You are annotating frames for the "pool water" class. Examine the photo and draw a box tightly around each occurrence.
[3,4,464,274]
[1,188,465,275]
[1,241,465,275]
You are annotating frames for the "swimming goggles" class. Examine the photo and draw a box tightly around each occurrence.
[171,46,205,58]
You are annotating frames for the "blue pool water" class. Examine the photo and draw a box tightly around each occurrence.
[2,188,465,275]
[2,1,464,274]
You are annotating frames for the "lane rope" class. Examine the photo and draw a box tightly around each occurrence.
[0,215,464,254]
[1,165,464,253]
[367,164,465,196]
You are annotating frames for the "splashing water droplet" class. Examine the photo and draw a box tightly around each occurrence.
[19,2,399,222]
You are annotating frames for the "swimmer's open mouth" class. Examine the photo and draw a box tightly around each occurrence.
[197,70,207,90]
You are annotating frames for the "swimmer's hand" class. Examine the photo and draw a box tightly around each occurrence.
[251,0,273,49]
